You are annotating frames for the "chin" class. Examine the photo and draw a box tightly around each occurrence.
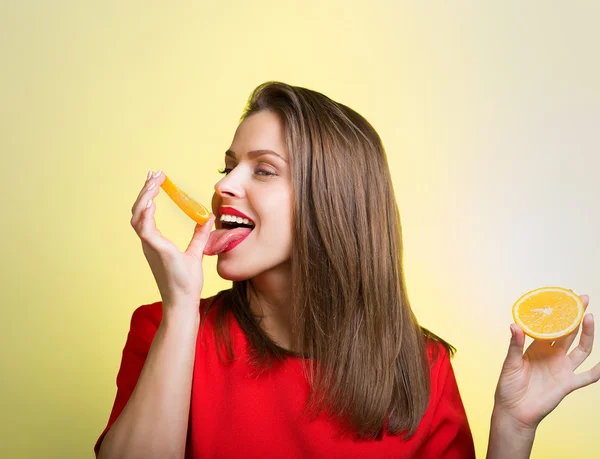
[216,260,253,282]
[216,255,291,283]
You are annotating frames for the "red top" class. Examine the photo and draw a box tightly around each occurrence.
[95,293,475,458]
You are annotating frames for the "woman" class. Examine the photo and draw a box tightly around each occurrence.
[96,82,599,458]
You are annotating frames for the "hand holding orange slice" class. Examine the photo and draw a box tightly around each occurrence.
[160,174,211,224]
[512,286,585,340]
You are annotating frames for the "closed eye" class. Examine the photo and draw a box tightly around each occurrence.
[256,169,276,177]
[218,167,276,177]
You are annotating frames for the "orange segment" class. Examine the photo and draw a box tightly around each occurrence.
[512,286,584,340]
[160,174,211,224]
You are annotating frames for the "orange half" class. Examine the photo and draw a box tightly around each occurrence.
[160,174,211,225]
[512,286,584,340]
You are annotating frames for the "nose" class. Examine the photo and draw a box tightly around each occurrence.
[214,170,245,200]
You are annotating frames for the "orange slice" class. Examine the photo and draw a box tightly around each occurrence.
[512,286,584,340]
[160,174,211,224]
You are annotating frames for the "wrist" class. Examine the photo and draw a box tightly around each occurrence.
[491,408,538,435]
[162,301,201,328]
[487,409,537,459]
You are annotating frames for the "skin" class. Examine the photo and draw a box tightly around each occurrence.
[211,110,295,349]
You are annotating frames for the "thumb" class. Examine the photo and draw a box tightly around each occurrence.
[186,214,215,260]
[504,324,525,368]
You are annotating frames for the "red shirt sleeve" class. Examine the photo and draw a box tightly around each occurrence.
[419,343,476,458]
[93,303,163,458]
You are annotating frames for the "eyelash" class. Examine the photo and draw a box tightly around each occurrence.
[217,167,276,177]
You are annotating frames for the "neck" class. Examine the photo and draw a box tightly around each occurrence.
[248,265,293,351]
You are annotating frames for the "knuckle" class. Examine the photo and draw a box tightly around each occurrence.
[130,218,140,230]
[138,228,150,241]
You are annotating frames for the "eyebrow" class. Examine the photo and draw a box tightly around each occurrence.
[225,149,288,163]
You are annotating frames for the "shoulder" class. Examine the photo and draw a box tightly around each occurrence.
[421,326,456,376]
[418,341,474,456]
[425,339,451,365]
[130,301,162,330]
[128,292,227,341]
[425,339,455,391]
[131,292,227,319]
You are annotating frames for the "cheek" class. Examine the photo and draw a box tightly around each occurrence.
[268,193,293,230]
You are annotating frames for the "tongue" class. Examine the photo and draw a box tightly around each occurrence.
[203,227,253,255]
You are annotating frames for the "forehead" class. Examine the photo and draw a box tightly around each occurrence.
[229,111,288,160]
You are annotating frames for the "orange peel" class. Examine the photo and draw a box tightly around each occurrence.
[160,174,211,225]
[512,286,584,340]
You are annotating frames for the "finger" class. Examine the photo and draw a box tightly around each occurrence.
[185,214,216,260]
[132,176,171,253]
[132,171,156,214]
[131,171,165,228]
[569,313,595,370]
[131,171,164,217]
[572,358,600,391]
[556,294,590,352]
[504,324,526,369]
[136,170,154,202]
[137,193,171,253]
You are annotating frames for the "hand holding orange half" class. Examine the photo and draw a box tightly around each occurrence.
[490,288,600,434]
[160,174,211,225]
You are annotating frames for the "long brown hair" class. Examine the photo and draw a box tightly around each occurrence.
[204,82,455,440]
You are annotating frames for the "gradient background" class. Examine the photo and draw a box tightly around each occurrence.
[2,1,599,458]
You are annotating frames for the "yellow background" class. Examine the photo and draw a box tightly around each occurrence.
[2,1,599,458]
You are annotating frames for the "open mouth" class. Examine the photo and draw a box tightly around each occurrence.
[202,215,255,255]
[219,214,256,230]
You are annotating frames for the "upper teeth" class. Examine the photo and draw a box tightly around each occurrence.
[220,214,255,226]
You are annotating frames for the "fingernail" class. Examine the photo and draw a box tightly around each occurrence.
[147,170,152,180]
[146,199,152,208]
[147,182,156,191]
[153,170,162,178]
